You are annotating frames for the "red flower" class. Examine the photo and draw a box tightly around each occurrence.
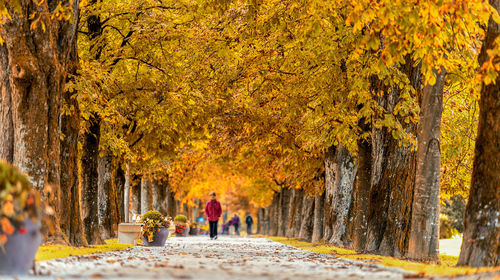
[27,197,35,205]
[19,227,27,235]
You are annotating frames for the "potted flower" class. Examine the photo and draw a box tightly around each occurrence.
[140,210,170,246]
[174,215,188,237]
[199,224,209,235]
[0,161,42,275]
[189,222,199,236]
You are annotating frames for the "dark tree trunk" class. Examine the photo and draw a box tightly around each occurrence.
[59,9,87,246]
[286,188,301,237]
[113,160,125,223]
[166,184,177,218]
[123,162,131,223]
[175,200,181,214]
[0,0,79,242]
[354,121,373,252]
[184,203,190,218]
[323,146,336,242]
[256,208,261,234]
[98,155,119,239]
[408,70,446,262]
[277,188,291,236]
[80,4,104,245]
[257,208,264,234]
[364,60,422,257]
[60,94,87,244]
[312,192,325,243]
[326,146,357,245]
[140,177,153,214]
[365,128,417,257]
[292,189,304,237]
[298,195,315,241]
[97,155,110,238]
[131,176,141,218]
[342,184,358,248]
[365,123,391,253]
[276,190,284,236]
[269,193,279,236]
[285,189,294,237]
[153,179,169,215]
[458,1,500,266]
[81,118,104,244]
[191,203,199,221]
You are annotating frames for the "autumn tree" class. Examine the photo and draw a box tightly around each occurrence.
[458,0,500,267]
[0,0,79,242]
[59,4,88,246]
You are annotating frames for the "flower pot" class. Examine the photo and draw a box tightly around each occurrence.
[175,225,187,237]
[0,219,42,275]
[189,228,199,236]
[141,227,169,246]
[118,223,142,245]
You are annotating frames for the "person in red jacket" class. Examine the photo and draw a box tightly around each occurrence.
[205,192,222,240]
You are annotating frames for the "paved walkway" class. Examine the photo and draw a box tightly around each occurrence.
[8,236,465,280]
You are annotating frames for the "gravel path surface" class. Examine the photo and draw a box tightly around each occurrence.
[3,236,444,280]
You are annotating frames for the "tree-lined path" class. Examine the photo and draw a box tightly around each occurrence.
[33,237,409,280]
[0,0,500,277]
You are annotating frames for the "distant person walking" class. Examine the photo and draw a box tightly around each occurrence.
[245,214,254,235]
[231,214,241,235]
[205,192,222,240]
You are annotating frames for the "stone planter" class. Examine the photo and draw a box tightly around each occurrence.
[141,227,169,246]
[118,223,142,245]
[189,228,199,236]
[0,220,41,275]
[175,224,188,237]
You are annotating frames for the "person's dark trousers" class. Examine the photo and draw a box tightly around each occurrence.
[209,221,218,238]
[247,223,252,235]
[234,224,239,235]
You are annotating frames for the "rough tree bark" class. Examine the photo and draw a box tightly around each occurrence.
[286,188,301,237]
[354,120,373,252]
[365,60,421,257]
[81,119,104,244]
[458,1,500,266]
[166,184,177,218]
[140,176,153,214]
[298,195,315,241]
[342,185,358,248]
[312,192,325,243]
[113,160,125,222]
[98,155,119,239]
[58,4,87,245]
[408,69,446,262]
[131,176,141,218]
[153,179,169,214]
[277,188,291,236]
[123,162,130,223]
[365,127,416,256]
[268,193,279,236]
[292,189,304,237]
[81,3,104,244]
[0,0,79,242]
[257,208,265,234]
[323,147,336,242]
[327,146,357,246]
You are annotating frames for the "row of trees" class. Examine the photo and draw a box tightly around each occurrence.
[0,0,498,268]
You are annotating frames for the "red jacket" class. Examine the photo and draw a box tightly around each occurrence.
[205,199,222,222]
